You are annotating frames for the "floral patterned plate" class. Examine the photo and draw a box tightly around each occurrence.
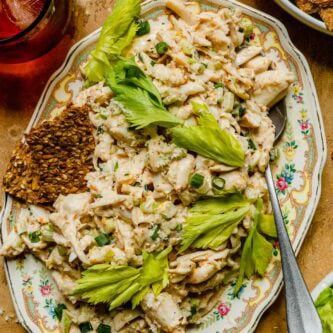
[0,0,327,332]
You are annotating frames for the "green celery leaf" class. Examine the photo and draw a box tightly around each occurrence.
[83,0,140,83]
[190,194,248,215]
[110,281,141,310]
[180,205,250,252]
[197,110,221,129]
[258,214,277,238]
[152,247,171,295]
[105,58,182,129]
[61,311,72,333]
[170,111,245,167]
[112,57,163,105]
[235,199,276,293]
[252,230,273,276]
[315,286,333,333]
[317,301,333,333]
[132,286,150,309]
[140,252,166,286]
[316,287,333,307]
[73,248,172,310]
[192,220,241,249]
[72,265,139,295]
[72,265,141,307]
[79,274,139,305]
[114,85,181,128]
[141,247,171,295]
[191,101,209,114]
[73,248,171,311]
[235,230,254,293]
[210,188,239,197]
[235,200,262,292]
[83,60,106,84]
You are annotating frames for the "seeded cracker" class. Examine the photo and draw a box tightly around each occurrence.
[320,7,333,30]
[310,0,333,7]
[3,105,95,207]
[296,0,318,13]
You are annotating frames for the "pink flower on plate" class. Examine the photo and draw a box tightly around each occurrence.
[218,303,230,317]
[296,95,303,103]
[276,178,288,191]
[40,285,52,296]
[300,121,309,130]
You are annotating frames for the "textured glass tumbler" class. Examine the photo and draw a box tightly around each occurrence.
[0,0,71,63]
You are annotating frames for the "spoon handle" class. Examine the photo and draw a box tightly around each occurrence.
[265,166,322,333]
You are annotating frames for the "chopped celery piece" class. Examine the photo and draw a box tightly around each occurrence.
[222,91,235,113]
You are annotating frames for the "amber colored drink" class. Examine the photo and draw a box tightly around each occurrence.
[0,0,70,63]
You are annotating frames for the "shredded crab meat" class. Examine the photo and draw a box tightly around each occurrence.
[0,2,295,332]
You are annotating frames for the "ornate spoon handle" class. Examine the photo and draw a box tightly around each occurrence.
[265,166,322,333]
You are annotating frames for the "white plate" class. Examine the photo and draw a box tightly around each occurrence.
[0,0,327,332]
[312,272,333,302]
[274,0,333,36]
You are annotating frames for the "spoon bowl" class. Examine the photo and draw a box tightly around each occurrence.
[269,98,287,142]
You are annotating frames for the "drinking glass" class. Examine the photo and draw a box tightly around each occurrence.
[0,0,71,63]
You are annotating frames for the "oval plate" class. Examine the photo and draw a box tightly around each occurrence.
[0,1,327,332]
[312,272,333,302]
[274,0,333,36]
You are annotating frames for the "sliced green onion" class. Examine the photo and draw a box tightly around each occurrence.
[28,231,41,243]
[240,17,254,37]
[140,200,158,213]
[99,109,109,120]
[156,42,169,55]
[97,324,111,333]
[114,161,119,171]
[151,225,160,241]
[41,225,54,242]
[57,245,68,256]
[144,183,154,192]
[161,213,172,221]
[190,173,204,189]
[95,234,111,247]
[79,322,93,333]
[248,138,257,150]
[190,304,197,316]
[126,66,141,78]
[61,310,71,333]
[54,303,67,321]
[239,105,246,117]
[214,83,224,89]
[96,126,104,135]
[190,298,199,316]
[175,224,183,232]
[188,57,196,65]
[212,176,226,190]
[136,20,150,36]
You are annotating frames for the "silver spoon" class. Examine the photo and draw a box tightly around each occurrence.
[266,99,322,332]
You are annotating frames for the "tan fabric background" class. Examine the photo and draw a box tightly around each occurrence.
[0,0,332,332]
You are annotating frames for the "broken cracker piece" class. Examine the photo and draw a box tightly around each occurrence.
[296,0,318,13]
[320,7,333,30]
[310,0,333,7]
[3,104,95,206]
